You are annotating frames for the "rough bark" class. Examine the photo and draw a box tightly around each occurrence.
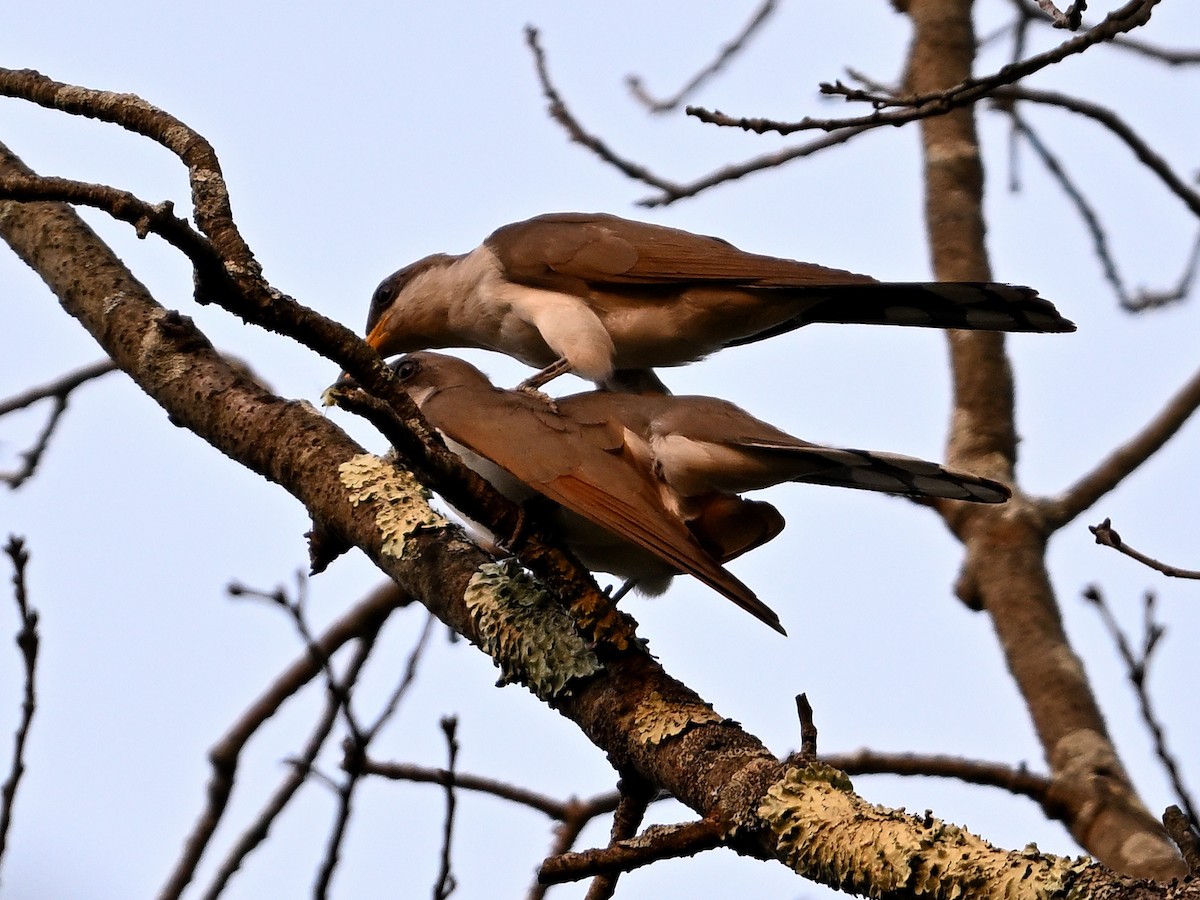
[906,0,1185,880]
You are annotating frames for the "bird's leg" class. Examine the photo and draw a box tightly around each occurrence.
[608,579,639,603]
[516,356,573,392]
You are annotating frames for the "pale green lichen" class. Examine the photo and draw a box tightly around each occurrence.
[463,560,601,700]
[758,765,1081,899]
[631,691,722,745]
[338,454,447,557]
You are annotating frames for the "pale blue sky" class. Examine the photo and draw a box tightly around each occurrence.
[2,3,1198,898]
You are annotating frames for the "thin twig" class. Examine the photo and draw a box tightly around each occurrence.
[1040,363,1200,529]
[198,633,381,900]
[822,750,1059,815]
[992,85,1200,220]
[433,717,459,900]
[525,27,684,196]
[626,1,778,113]
[1004,108,1132,306]
[158,582,406,900]
[0,359,116,417]
[361,760,615,820]
[1123,229,1200,313]
[583,774,655,900]
[1,359,117,489]
[363,610,436,742]
[1082,586,1199,826]
[539,818,723,885]
[686,0,1160,136]
[1088,519,1200,580]
[1035,0,1087,29]
[0,537,37,875]
[228,575,366,743]
[638,125,872,207]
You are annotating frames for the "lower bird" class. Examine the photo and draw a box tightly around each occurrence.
[368,352,1009,635]
[362,212,1075,390]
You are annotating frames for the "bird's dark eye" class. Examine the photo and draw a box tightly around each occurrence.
[367,281,397,324]
[394,358,420,382]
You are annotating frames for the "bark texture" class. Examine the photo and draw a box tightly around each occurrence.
[906,0,1185,880]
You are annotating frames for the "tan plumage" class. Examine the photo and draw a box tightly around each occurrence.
[386,352,1011,635]
[364,212,1075,389]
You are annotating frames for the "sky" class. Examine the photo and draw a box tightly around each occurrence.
[2,2,1198,898]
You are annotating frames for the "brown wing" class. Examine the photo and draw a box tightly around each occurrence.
[487,212,877,291]
[418,374,785,634]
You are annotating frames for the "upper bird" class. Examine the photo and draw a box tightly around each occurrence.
[363,212,1075,390]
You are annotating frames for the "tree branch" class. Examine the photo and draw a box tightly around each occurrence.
[626,1,778,113]
[0,537,37,877]
[686,0,1161,136]
[1040,363,1200,530]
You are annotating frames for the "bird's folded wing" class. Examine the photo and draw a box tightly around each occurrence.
[489,213,877,289]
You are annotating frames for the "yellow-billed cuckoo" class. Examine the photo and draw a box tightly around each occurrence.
[364,212,1075,390]
[384,352,1010,634]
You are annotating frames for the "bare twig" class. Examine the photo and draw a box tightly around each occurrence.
[526,795,626,900]
[433,717,459,900]
[1004,108,1132,305]
[1035,0,1087,29]
[361,760,621,820]
[1108,34,1200,65]
[626,1,778,113]
[159,582,406,900]
[198,634,380,900]
[1088,519,1200,581]
[1040,364,1200,529]
[526,23,873,206]
[1,360,117,489]
[539,818,723,885]
[1123,229,1200,313]
[638,126,872,207]
[992,85,1200,220]
[583,774,655,900]
[1082,586,1199,826]
[823,750,1056,812]
[229,574,366,742]
[313,765,355,899]
[363,613,432,743]
[796,693,818,759]
[0,537,37,875]
[525,27,685,196]
[686,0,1160,136]
[0,359,116,417]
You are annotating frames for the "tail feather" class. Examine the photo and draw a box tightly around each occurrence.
[728,282,1075,346]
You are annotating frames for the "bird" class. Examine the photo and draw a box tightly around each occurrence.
[378,351,1011,635]
[362,212,1075,390]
